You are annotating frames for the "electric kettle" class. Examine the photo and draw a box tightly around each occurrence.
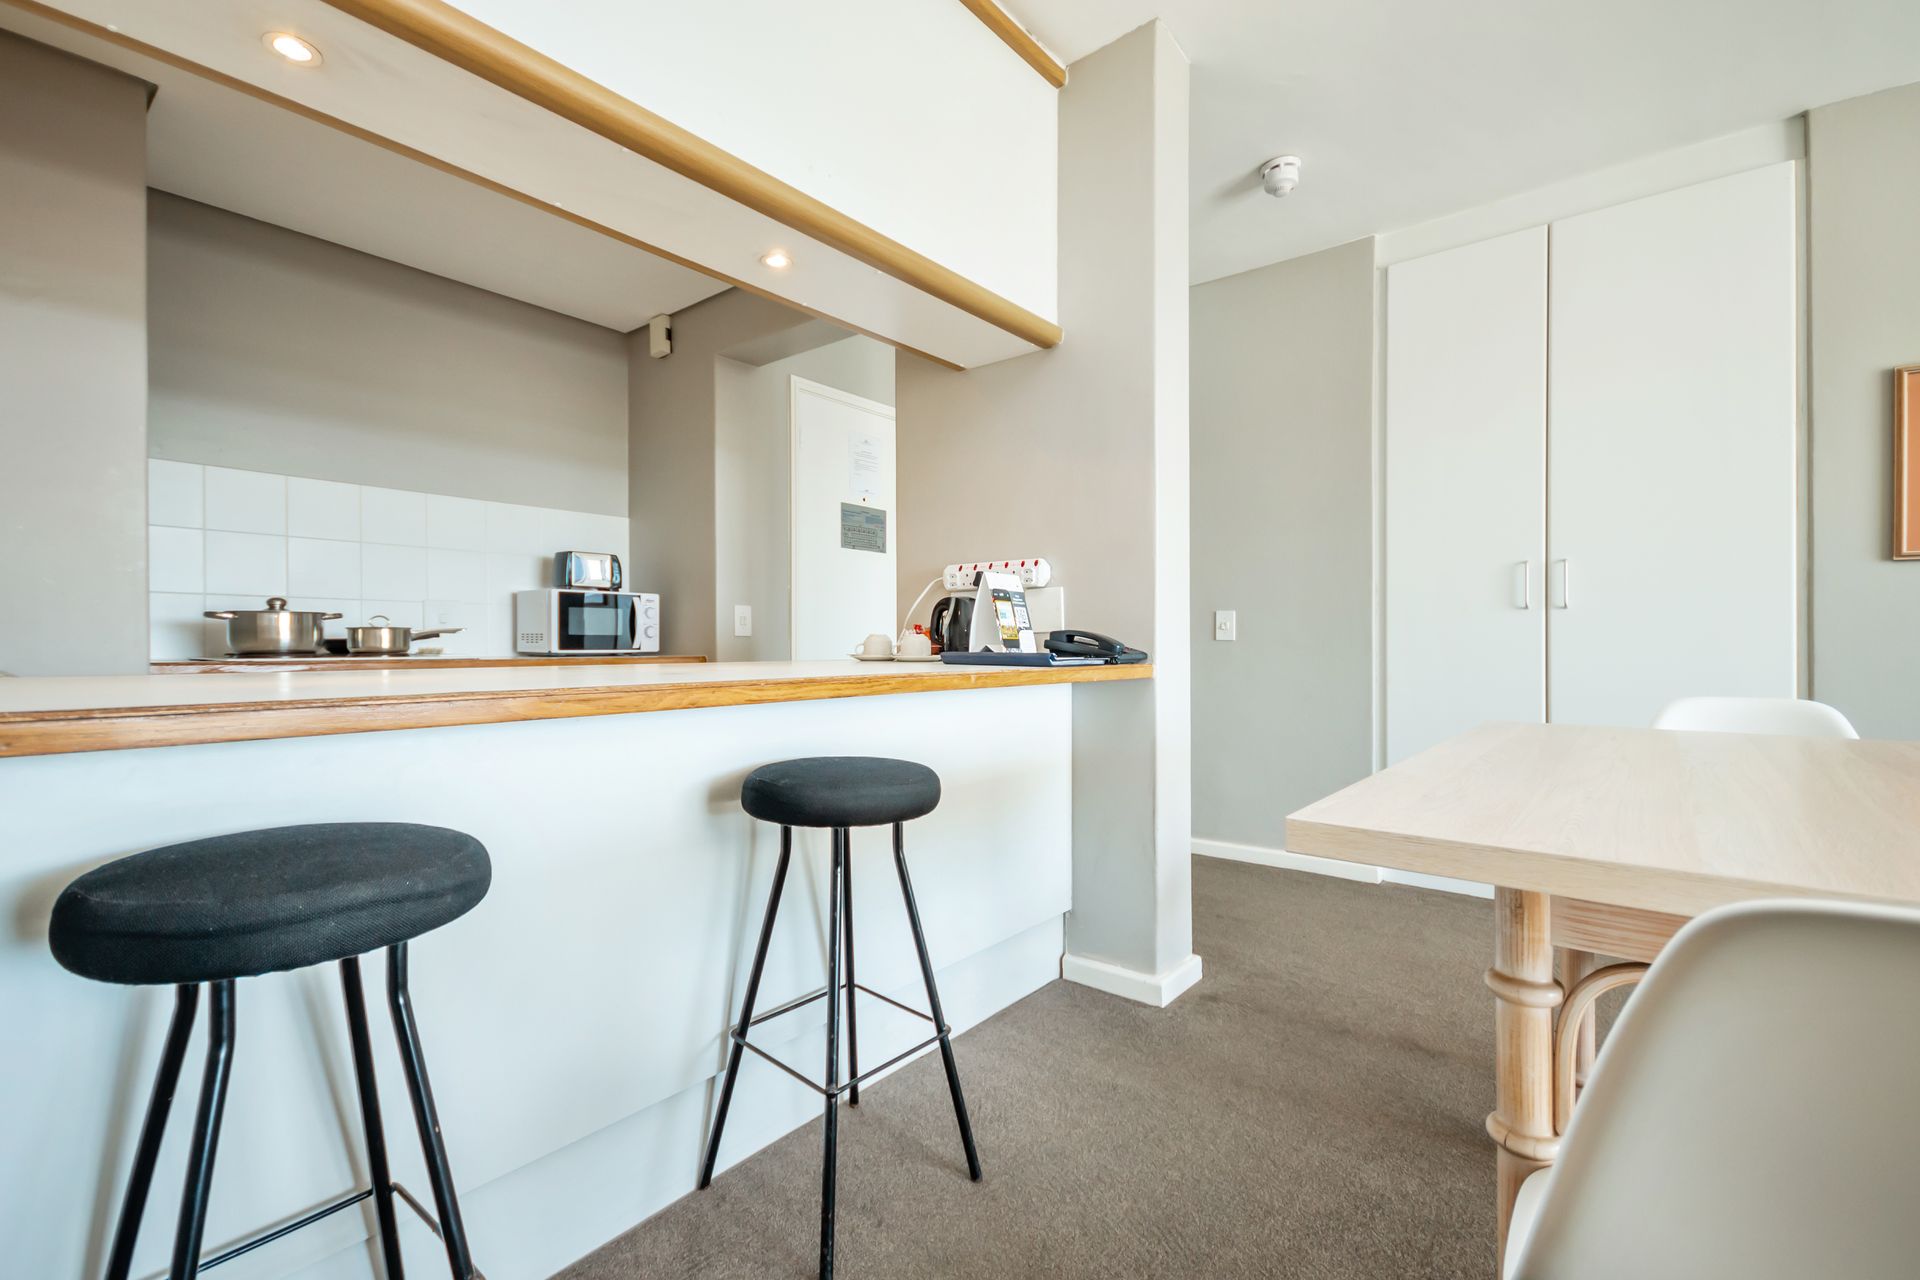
[927,594,976,653]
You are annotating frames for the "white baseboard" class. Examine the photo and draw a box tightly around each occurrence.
[1192,836,1382,883]
[1062,951,1204,1008]
[1194,837,1493,898]
[1379,868,1494,899]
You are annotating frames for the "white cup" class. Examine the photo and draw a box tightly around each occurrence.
[897,631,933,659]
[858,632,894,657]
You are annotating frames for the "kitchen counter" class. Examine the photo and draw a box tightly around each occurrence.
[0,658,1151,757]
[4,657,1111,1275]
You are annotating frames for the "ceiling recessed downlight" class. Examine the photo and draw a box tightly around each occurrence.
[263,32,322,65]
[760,250,793,270]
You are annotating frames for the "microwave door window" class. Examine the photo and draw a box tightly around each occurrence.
[567,598,625,650]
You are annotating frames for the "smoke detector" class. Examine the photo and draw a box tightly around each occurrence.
[1261,155,1302,198]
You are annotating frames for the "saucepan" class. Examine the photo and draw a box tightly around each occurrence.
[343,615,463,656]
[204,597,341,656]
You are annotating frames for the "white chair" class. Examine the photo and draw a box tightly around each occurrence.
[1651,696,1858,738]
[1504,899,1920,1279]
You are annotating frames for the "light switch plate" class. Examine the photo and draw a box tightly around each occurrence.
[1213,609,1236,641]
[734,605,752,637]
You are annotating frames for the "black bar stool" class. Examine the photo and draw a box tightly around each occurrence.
[49,822,490,1280]
[698,756,982,1279]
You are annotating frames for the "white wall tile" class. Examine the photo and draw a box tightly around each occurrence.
[484,502,549,556]
[362,543,426,600]
[148,526,204,593]
[287,478,361,540]
[362,487,427,545]
[147,460,203,528]
[361,600,424,629]
[489,595,516,656]
[204,467,286,534]
[427,548,487,603]
[205,531,287,596]
[146,464,622,658]
[288,537,361,598]
[422,601,486,656]
[149,592,207,660]
[427,494,489,550]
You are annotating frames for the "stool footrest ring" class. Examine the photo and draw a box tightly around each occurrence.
[730,981,948,1100]
[194,1180,485,1278]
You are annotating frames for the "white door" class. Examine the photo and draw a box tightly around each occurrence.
[790,376,897,660]
[1385,226,1549,764]
[1546,163,1797,727]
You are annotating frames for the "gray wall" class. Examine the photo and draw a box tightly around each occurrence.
[0,34,149,676]
[627,289,821,656]
[714,335,894,661]
[897,21,1195,987]
[1190,240,1378,845]
[148,193,630,514]
[1809,82,1920,739]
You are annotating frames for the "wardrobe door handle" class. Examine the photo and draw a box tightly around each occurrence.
[1514,561,1532,610]
[1550,559,1571,609]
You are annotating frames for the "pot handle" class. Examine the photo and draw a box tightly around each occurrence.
[409,627,464,640]
[322,613,344,620]
[204,611,238,620]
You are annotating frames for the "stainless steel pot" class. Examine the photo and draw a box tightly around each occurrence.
[344,615,463,656]
[203,597,341,656]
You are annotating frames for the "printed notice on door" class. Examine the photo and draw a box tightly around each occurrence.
[848,434,884,503]
[839,503,887,554]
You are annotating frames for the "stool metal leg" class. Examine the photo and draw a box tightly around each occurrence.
[820,827,847,1279]
[841,827,860,1108]
[699,825,794,1189]
[341,957,405,1280]
[893,823,983,1181]
[170,979,236,1279]
[386,943,475,1280]
[103,984,200,1280]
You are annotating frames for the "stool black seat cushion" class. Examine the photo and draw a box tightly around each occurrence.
[741,757,940,829]
[49,823,490,985]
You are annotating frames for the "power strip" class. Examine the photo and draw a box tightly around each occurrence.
[943,559,1053,590]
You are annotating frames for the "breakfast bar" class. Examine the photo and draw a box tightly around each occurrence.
[0,660,1148,1279]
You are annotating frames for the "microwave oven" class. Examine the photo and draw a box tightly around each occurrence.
[515,589,659,654]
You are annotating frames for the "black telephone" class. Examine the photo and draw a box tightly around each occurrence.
[1044,629,1149,664]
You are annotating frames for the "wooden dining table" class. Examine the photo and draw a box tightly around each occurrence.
[1285,721,1920,1270]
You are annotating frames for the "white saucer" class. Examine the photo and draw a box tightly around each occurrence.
[849,652,896,662]
[893,654,940,662]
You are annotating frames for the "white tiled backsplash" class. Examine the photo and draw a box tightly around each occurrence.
[148,461,629,660]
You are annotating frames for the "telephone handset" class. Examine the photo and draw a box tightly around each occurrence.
[1044,629,1149,665]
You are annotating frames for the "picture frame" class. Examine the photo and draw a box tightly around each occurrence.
[1898,365,1920,559]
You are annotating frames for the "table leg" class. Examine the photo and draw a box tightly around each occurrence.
[1486,888,1561,1272]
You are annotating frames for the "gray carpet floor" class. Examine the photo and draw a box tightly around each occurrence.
[557,859,1507,1279]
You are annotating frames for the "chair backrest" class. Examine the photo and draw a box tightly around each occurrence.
[1508,899,1920,1279]
[1651,695,1858,738]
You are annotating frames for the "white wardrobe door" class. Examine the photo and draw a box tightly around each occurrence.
[1386,226,1548,764]
[1547,162,1797,728]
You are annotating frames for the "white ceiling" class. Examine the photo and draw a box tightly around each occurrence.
[0,5,727,331]
[1004,0,1920,283]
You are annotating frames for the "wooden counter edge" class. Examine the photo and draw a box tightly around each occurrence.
[0,663,1151,758]
[1283,814,1882,920]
